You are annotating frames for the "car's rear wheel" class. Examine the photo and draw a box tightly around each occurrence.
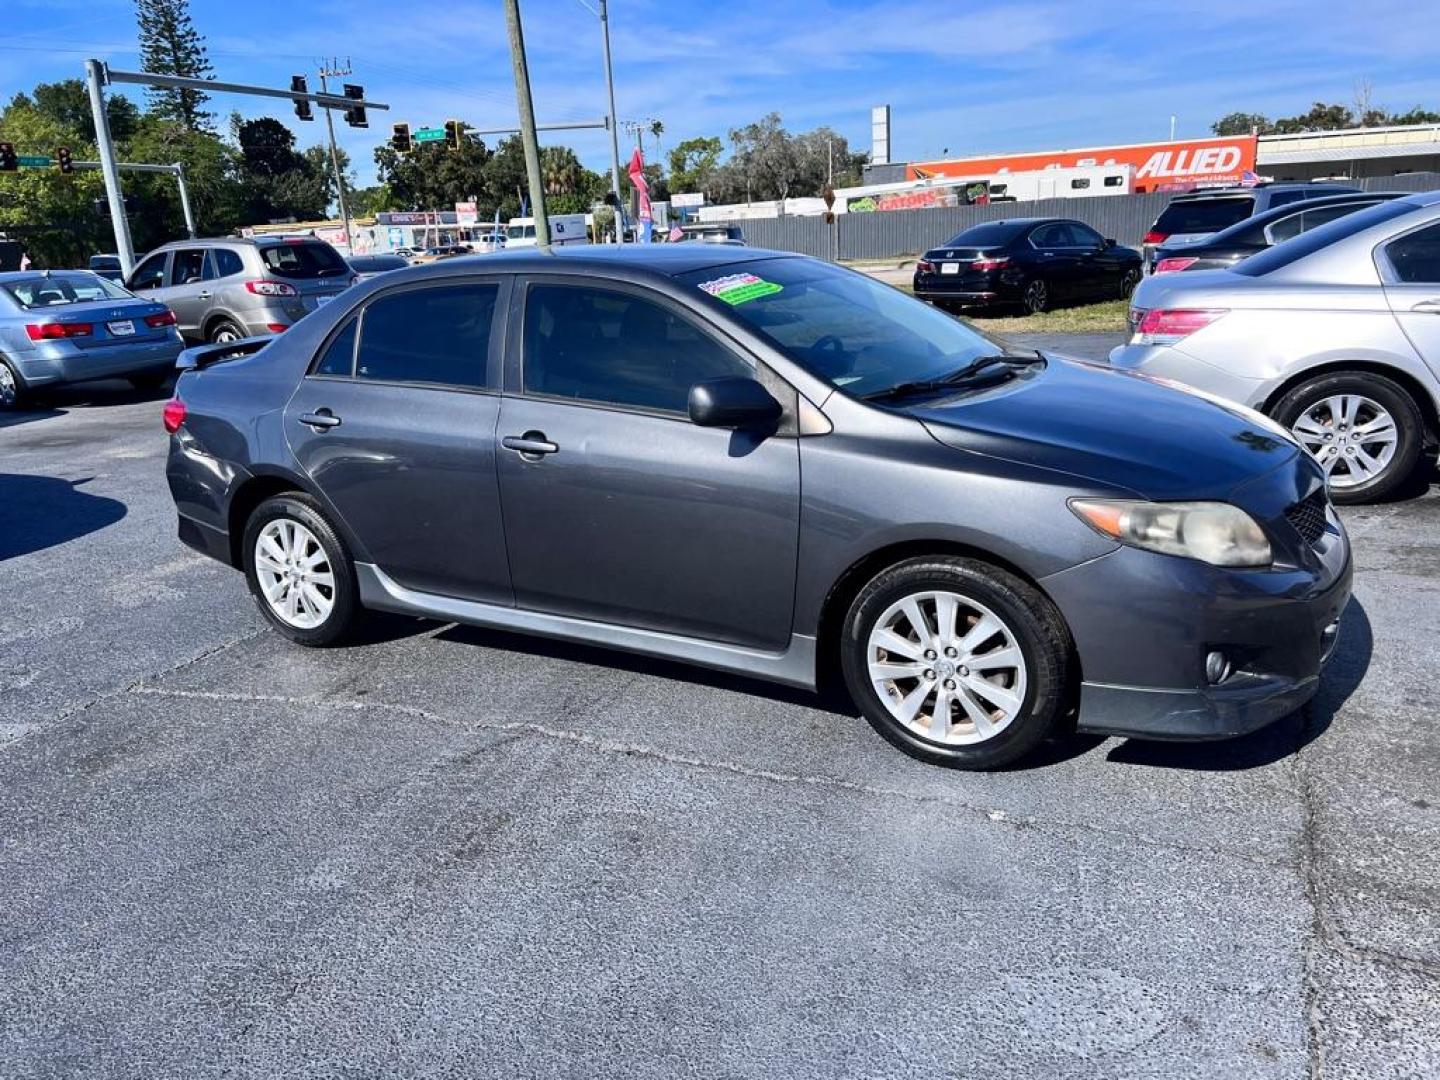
[0,359,25,410]
[840,557,1072,769]
[1271,371,1424,504]
[1022,278,1050,314]
[242,494,362,646]
[1119,268,1141,298]
[208,319,246,344]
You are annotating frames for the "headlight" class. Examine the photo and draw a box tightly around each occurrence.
[1070,499,1272,567]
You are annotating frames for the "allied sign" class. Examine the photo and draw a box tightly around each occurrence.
[907,135,1259,193]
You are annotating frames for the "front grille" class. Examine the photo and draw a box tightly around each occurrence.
[1285,490,1329,546]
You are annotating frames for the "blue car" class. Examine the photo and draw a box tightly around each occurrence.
[0,270,185,408]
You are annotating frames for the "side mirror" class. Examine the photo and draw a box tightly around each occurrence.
[1103,237,1117,248]
[688,377,782,428]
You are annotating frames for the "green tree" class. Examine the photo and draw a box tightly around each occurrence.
[375,127,494,214]
[134,0,214,130]
[122,113,237,249]
[667,136,722,196]
[1211,111,1273,137]
[1273,102,1355,134]
[0,97,106,266]
[1390,106,1440,125]
[349,184,394,217]
[12,80,141,145]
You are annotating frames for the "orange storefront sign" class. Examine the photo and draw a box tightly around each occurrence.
[907,135,1259,193]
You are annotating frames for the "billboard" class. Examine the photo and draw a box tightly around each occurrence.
[907,135,1258,192]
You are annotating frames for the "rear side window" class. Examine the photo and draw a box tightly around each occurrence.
[355,284,497,388]
[1235,200,1421,277]
[214,249,244,277]
[522,283,750,414]
[1266,190,1310,208]
[1384,223,1440,284]
[170,249,212,286]
[1153,196,1254,234]
[314,318,358,377]
[1264,211,1307,245]
[260,242,349,280]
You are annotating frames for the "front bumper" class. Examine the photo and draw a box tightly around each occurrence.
[1041,506,1352,740]
[12,335,185,387]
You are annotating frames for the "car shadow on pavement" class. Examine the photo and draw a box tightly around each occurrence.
[0,474,128,561]
[36,378,173,409]
[0,405,67,429]
[1103,596,1373,772]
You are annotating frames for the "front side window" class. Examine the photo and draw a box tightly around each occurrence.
[355,284,497,387]
[129,253,168,291]
[1067,222,1105,247]
[678,258,1007,400]
[1235,200,1419,277]
[170,249,212,286]
[522,283,751,414]
[1384,223,1440,284]
[1028,223,1070,249]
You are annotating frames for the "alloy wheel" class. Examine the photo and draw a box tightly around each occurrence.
[253,518,336,630]
[1024,280,1048,313]
[866,589,1028,746]
[213,326,241,344]
[0,364,16,407]
[1290,394,1398,490]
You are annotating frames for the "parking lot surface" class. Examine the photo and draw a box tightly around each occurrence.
[2,335,1437,1078]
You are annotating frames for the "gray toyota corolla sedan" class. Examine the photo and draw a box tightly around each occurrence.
[163,246,1351,769]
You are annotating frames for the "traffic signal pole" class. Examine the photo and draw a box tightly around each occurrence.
[598,0,626,243]
[85,59,136,275]
[318,62,354,254]
[502,0,550,248]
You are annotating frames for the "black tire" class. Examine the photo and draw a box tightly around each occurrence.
[0,358,25,411]
[1119,267,1141,299]
[1022,278,1050,314]
[1269,370,1424,505]
[241,493,363,646]
[839,556,1072,770]
[127,369,171,391]
[208,318,246,344]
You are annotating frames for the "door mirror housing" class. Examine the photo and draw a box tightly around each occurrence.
[1103,237,1117,248]
[688,377,782,428]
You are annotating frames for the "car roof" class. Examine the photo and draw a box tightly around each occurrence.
[362,244,792,285]
[0,269,105,282]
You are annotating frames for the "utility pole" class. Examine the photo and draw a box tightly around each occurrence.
[503,0,550,248]
[318,59,354,253]
[598,0,625,243]
[85,59,136,275]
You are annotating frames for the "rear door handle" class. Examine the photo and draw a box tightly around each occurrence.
[298,409,341,431]
[502,431,559,458]
[1410,299,1440,314]
[196,291,212,300]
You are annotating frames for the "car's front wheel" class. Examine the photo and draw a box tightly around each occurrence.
[840,557,1072,769]
[0,358,25,410]
[242,494,362,646]
[1271,371,1424,504]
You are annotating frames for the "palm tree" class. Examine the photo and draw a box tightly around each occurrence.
[649,119,665,168]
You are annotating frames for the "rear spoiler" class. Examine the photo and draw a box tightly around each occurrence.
[176,336,270,372]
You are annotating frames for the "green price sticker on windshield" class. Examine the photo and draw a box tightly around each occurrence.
[697,272,783,306]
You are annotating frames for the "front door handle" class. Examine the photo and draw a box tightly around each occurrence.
[298,409,341,431]
[1410,299,1440,314]
[502,431,559,459]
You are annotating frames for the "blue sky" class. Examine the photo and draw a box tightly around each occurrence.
[4,0,1439,188]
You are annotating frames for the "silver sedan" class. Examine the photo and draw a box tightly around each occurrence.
[1111,191,1440,502]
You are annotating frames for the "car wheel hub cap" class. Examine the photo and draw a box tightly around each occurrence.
[1290,394,1397,490]
[254,518,335,629]
[0,366,14,404]
[866,590,1027,746]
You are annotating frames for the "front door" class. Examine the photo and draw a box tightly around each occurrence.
[284,279,512,604]
[1026,222,1082,302]
[495,278,801,650]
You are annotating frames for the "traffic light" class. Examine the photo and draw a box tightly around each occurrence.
[343,84,367,128]
[0,142,16,172]
[56,147,73,174]
[444,119,462,151]
[291,75,313,121]
[391,123,412,154]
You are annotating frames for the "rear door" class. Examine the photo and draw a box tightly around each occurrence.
[163,247,215,339]
[284,277,513,604]
[1380,220,1440,382]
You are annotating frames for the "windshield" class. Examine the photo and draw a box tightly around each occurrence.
[2,273,135,309]
[259,241,349,279]
[1233,199,1422,277]
[678,258,1007,399]
[1154,196,1254,234]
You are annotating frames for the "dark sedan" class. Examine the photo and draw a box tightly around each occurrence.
[1152,192,1406,274]
[913,218,1142,314]
[163,246,1348,771]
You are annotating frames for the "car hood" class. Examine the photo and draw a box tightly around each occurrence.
[910,356,1299,500]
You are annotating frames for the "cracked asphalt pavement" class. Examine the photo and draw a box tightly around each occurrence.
[2,335,1437,1078]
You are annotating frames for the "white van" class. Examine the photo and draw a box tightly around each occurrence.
[506,214,590,248]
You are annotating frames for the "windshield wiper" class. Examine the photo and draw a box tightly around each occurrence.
[862,352,1043,402]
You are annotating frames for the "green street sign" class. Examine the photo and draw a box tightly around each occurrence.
[413,128,446,143]
[18,155,52,168]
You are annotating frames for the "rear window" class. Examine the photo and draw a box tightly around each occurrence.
[259,242,349,279]
[1234,199,1422,277]
[1153,196,1255,234]
[941,221,1028,247]
[2,274,133,309]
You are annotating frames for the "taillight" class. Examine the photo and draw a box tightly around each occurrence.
[916,260,936,274]
[244,280,298,297]
[265,323,289,333]
[1142,230,1169,246]
[1133,308,1227,345]
[1153,257,1199,274]
[162,398,187,434]
[144,310,178,328]
[26,322,93,341]
[971,257,1009,271]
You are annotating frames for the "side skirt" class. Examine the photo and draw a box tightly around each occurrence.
[354,563,818,690]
